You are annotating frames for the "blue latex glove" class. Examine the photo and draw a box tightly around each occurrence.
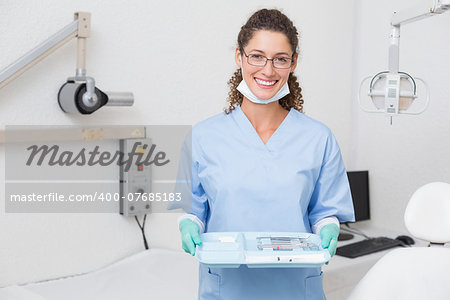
[320,223,339,259]
[179,218,202,256]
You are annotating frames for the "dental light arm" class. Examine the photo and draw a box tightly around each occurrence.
[359,0,450,123]
[391,0,450,26]
[389,0,450,73]
[0,12,134,114]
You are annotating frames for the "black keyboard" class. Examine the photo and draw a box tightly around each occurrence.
[336,237,403,258]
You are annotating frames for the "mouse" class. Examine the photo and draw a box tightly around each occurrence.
[396,235,415,246]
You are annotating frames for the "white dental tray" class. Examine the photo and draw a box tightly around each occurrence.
[195,232,330,268]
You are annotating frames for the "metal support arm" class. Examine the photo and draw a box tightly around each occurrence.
[0,12,134,114]
[0,12,90,89]
[389,0,450,73]
[391,0,450,26]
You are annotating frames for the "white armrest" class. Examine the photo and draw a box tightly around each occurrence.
[348,247,450,300]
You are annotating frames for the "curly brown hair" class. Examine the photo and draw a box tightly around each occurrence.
[225,9,304,114]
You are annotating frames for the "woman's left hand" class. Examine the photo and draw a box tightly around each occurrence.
[320,223,339,257]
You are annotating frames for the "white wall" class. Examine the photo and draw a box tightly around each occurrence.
[350,0,450,233]
[0,0,356,287]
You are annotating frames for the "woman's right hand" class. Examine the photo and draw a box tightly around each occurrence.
[179,218,202,255]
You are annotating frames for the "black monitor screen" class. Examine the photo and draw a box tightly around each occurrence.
[346,171,370,222]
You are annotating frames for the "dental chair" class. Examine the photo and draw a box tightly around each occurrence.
[347,182,450,300]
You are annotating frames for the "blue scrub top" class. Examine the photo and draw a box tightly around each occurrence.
[177,105,355,300]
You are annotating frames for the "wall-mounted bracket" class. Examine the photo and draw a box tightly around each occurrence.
[0,12,134,114]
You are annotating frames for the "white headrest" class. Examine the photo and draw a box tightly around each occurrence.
[404,182,450,243]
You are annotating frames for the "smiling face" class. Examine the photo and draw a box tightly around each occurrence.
[235,30,298,101]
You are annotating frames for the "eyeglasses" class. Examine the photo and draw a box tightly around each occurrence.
[241,49,294,69]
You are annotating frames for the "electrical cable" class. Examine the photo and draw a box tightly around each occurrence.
[135,214,149,250]
[341,223,371,239]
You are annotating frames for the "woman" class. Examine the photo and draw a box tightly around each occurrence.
[177,8,355,300]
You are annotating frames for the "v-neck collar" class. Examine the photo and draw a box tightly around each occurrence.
[232,105,293,151]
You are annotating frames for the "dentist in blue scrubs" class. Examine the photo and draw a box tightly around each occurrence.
[177,8,355,300]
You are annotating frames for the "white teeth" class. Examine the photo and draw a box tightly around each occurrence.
[255,78,276,86]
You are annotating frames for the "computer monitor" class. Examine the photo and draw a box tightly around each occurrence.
[347,170,370,221]
[338,171,370,241]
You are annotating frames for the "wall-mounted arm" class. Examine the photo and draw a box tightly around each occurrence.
[75,12,91,77]
[391,0,450,26]
[389,0,450,73]
[0,13,89,89]
[0,12,134,115]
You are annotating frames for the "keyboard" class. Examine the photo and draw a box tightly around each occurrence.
[336,237,403,258]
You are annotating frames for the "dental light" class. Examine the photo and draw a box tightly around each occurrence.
[358,0,450,124]
[0,12,134,114]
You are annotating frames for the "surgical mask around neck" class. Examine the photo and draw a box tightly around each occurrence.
[236,68,290,104]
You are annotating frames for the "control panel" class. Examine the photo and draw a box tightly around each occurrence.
[119,138,152,216]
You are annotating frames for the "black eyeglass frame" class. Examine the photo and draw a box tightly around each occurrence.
[241,48,295,69]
